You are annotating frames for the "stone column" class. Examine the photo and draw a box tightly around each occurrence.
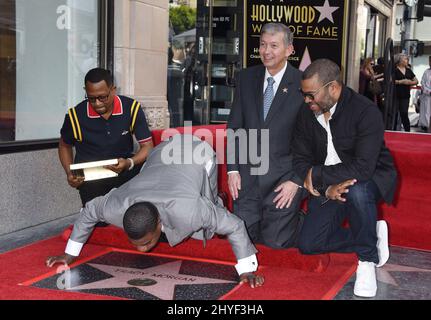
[114,0,170,129]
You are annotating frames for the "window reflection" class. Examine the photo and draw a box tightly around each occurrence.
[168,0,242,126]
[0,0,99,142]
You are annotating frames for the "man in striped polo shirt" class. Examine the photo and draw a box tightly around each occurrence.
[59,68,153,217]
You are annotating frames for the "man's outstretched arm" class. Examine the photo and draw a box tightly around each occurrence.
[194,197,264,288]
[46,194,109,267]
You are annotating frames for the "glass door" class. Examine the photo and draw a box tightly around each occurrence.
[193,0,243,124]
[0,0,100,142]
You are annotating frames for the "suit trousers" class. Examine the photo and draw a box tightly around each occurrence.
[298,180,381,263]
[233,182,304,249]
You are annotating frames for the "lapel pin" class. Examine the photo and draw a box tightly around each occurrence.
[283,87,289,93]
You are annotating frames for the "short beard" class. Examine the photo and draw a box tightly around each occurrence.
[314,98,335,116]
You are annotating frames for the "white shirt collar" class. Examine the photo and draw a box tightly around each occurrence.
[264,61,287,86]
[316,102,338,122]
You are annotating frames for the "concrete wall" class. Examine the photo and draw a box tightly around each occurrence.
[0,149,81,236]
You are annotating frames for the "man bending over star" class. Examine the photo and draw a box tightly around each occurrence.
[47,134,264,288]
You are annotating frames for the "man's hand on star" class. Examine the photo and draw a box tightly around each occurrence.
[239,272,265,288]
[46,254,76,267]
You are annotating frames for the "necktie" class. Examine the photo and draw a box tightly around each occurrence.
[263,77,275,120]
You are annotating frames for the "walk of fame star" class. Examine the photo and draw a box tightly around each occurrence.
[68,261,237,300]
[377,263,431,287]
[29,251,240,300]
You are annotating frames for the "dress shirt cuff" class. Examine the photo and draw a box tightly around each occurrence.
[227,171,239,175]
[235,254,258,275]
[65,239,84,257]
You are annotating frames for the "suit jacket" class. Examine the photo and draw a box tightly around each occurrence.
[227,63,304,197]
[69,135,257,260]
[292,86,398,204]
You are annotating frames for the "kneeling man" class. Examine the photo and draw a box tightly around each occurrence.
[293,59,397,298]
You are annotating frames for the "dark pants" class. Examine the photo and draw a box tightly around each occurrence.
[78,164,142,206]
[298,180,381,264]
[234,183,305,249]
[397,98,411,132]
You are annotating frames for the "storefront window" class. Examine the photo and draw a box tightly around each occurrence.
[0,0,99,142]
[358,4,387,62]
[168,1,197,127]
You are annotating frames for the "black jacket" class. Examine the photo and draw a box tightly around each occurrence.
[227,63,304,197]
[292,86,397,204]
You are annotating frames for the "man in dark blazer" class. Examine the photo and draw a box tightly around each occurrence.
[46,135,264,288]
[292,59,397,298]
[227,23,305,249]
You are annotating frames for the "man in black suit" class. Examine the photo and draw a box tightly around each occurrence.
[293,59,397,298]
[227,23,305,249]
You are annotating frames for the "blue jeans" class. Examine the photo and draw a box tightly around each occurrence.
[298,180,381,263]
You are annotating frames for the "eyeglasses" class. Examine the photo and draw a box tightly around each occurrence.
[85,87,112,103]
[300,81,335,101]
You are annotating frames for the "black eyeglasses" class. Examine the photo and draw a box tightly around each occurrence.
[300,80,335,101]
[85,87,112,103]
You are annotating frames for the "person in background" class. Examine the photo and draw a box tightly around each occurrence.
[373,57,385,113]
[167,40,186,127]
[394,53,418,132]
[183,43,196,122]
[359,58,380,103]
[419,56,431,132]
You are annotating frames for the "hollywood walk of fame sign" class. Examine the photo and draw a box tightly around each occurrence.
[244,0,349,75]
[28,250,240,300]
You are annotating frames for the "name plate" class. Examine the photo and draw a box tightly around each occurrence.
[70,159,118,181]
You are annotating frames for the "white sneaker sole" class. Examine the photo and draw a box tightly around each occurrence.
[376,220,389,268]
[354,287,377,298]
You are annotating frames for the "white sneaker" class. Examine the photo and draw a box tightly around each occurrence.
[376,220,389,267]
[354,261,377,298]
